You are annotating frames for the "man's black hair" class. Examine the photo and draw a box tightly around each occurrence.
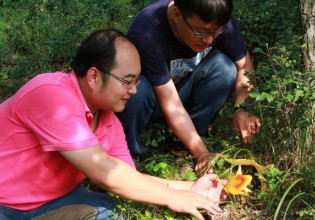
[71,29,128,77]
[174,0,233,26]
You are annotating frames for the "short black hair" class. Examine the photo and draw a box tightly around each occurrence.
[71,29,129,77]
[174,0,233,26]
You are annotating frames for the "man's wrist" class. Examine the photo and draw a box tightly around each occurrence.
[233,104,247,113]
[196,152,211,160]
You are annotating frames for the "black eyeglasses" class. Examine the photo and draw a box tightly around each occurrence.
[182,15,226,39]
[99,70,140,89]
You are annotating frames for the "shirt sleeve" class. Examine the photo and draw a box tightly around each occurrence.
[97,112,136,168]
[129,31,171,86]
[212,16,248,62]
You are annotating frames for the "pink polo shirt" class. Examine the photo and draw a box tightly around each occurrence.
[0,71,135,210]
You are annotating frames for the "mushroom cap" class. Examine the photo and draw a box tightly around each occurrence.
[224,158,274,173]
[224,174,252,195]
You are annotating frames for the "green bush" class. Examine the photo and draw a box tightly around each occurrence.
[0,0,141,101]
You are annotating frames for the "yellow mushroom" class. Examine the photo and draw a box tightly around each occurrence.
[224,157,274,192]
[224,174,252,196]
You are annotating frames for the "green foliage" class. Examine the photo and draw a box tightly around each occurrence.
[296,204,315,219]
[0,0,140,101]
[139,122,169,148]
[256,167,283,201]
[222,1,314,218]
[140,153,195,180]
[234,0,301,64]
[145,160,172,178]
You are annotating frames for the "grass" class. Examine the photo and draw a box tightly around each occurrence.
[1,0,314,219]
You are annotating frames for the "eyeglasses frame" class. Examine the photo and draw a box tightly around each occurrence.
[182,14,226,39]
[99,70,140,89]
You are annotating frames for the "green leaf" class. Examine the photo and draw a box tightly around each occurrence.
[266,93,274,102]
[284,94,294,102]
[294,89,304,101]
[184,171,197,181]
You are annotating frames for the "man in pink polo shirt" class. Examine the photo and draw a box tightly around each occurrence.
[0,29,226,220]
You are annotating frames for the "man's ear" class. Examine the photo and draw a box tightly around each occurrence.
[86,67,101,89]
[173,6,182,23]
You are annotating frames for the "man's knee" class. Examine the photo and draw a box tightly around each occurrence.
[0,212,10,220]
[211,52,237,74]
[32,204,97,220]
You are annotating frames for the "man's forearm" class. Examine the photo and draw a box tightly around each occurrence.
[165,110,210,158]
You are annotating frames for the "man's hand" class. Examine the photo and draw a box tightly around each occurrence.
[195,152,222,177]
[166,188,222,220]
[190,174,227,202]
[233,109,261,143]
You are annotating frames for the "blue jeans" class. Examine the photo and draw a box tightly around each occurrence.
[0,187,120,220]
[117,51,237,154]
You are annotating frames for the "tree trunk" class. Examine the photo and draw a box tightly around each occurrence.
[299,0,314,158]
[300,0,315,71]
